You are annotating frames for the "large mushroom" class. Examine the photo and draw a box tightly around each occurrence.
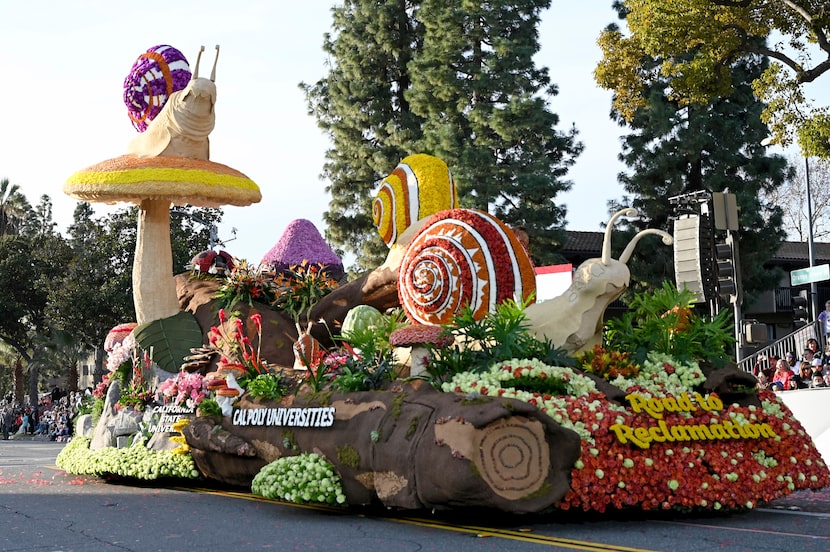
[64,45,261,325]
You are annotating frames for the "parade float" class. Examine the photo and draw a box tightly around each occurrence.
[57,44,830,516]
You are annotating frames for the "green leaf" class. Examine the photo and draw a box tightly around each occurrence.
[133,311,204,373]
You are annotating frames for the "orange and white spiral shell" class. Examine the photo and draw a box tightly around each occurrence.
[372,154,458,247]
[398,209,536,325]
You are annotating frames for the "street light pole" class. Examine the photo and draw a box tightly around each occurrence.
[805,156,818,319]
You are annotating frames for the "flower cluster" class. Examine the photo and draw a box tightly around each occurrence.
[251,452,347,505]
[208,310,269,377]
[558,388,830,513]
[610,351,706,395]
[273,261,340,324]
[443,359,604,441]
[444,355,830,512]
[117,348,155,411]
[215,260,278,309]
[158,371,207,408]
[106,331,136,372]
[56,436,199,481]
[577,344,640,380]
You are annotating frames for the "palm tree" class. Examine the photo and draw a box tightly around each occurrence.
[0,178,31,236]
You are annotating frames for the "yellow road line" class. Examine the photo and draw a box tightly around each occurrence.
[178,486,656,551]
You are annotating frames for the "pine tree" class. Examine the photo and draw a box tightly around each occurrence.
[608,50,789,305]
[301,0,425,271]
[302,0,581,270]
[408,0,581,266]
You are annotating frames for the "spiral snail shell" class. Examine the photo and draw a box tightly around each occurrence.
[123,45,192,132]
[398,209,536,325]
[372,154,459,248]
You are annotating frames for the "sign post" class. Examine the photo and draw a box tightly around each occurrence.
[790,264,830,287]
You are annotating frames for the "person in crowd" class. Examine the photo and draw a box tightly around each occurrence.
[817,302,830,345]
[785,351,798,370]
[772,359,796,391]
[802,348,815,365]
[811,374,827,388]
[796,363,813,388]
[756,371,770,390]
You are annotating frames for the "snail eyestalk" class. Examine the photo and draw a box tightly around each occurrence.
[210,45,220,82]
[193,45,205,79]
[619,229,673,264]
[601,208,638,265]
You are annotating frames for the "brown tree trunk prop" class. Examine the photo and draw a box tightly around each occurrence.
[183,381,581,513]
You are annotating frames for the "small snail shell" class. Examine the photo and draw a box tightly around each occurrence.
[123,45,191,132]
[372,154,458,247]
[398,209,536,325]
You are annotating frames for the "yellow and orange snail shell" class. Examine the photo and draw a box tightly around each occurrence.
[372,154,459,248]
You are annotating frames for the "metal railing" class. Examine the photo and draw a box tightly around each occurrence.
[738,320,822,373]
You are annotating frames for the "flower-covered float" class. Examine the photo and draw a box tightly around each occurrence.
[57,44,829,516]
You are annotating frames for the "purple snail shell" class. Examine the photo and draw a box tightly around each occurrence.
[123,45,191,132]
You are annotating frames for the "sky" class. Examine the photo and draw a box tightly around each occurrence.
[0,2,825,266]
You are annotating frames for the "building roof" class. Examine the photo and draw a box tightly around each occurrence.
[560,230,830,266]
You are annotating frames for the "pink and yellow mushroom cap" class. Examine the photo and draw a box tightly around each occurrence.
[65,154,260,325]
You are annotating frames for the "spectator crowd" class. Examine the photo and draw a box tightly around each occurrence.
[1,387,84,441]
[753,337,830,392]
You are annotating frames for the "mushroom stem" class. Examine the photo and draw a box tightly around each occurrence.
[410,346,430,378]
[133,198,181,325]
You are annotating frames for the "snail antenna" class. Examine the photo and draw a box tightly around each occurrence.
[210,45,220,82]
[193,45,205,80]
[601,208,638,265]
[619,229,673,264]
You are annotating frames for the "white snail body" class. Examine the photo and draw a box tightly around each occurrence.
[525,209,673,354]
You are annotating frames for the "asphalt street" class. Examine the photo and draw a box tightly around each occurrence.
[0,439,828,552]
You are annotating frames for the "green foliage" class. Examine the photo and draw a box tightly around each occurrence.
[328,351,397,393]
[245,373,289,401]
[597,1,830,159]
[604,283,734,368]
[133,312,204,374]
[195,397,222,418]
[425,298,572,385]
[252,453,347,505]
[56,436,200,480]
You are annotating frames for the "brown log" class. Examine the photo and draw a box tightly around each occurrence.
[183,381,581,513]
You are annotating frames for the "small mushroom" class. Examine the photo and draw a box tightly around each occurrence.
[389,324,453,378]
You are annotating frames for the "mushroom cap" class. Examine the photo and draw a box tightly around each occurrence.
[104,322,138,352]
[389,323,453,348]
[215,387,240,397]
[64,154,261,208]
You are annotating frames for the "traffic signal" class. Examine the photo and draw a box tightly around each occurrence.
[792,290,809,325]
[715,237,736,300]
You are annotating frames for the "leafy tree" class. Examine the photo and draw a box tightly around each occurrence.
[302,0,581,270]
[407,0,581,265]
[761,156,830,242]
[606,45,789,304]
[29,330,89,393]
[595,0,830,158]
[0,178,31,237]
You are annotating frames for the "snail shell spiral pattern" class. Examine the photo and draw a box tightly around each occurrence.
[123,45,192,132]
[372,154,458,247]
[398,208,536,325]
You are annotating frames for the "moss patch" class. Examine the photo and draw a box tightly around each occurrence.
[337,443,361,469]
